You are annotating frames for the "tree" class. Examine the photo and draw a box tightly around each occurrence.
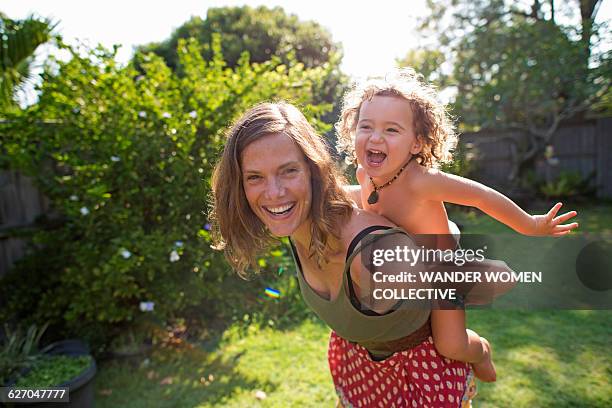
[0,12,54,111]
[395,48,447,87]
[137,5,348,132]
[419,0,610,181]
[138,6,341,70]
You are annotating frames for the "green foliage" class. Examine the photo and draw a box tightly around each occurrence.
[453,19,604,129]
[0,36,332,350]
[138,6,340,70]
[136,6,349,133]
[396,48,447,87]
[0,323,48,385]
[15,355,92,387]
[539,170,595,199]
[420,0,611,129]
[440,142,478,178]
[0,12,55,111]
[419,0,610,182]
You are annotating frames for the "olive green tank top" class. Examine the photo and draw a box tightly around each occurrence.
[289,226,430,357]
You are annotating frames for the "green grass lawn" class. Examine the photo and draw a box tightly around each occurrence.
[96,203,612,407]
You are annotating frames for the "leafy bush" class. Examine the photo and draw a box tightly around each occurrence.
[15,355,92,387]
[0,35,332,350]
[539,170,595,200]
[0,324,49,385]
[441,141,478,178]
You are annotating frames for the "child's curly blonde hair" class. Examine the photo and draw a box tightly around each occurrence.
[335,68,457,168]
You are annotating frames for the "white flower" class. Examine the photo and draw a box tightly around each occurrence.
[139,301,155,312]
[120,249,132,259]
[188,110,197,118]
[169,250,180,262]
[111,156,120,162]
[80,207,90,216]
[174,241,184,248]
[70,195,79,201]
[138,111,147,118]
[162,112,171,118]
[255,390,267,400]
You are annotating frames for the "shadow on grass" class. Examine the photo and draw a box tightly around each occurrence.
[96,343,277,408]
[469,310,612,407]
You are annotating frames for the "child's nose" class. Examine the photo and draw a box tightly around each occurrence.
[370,129,384,143]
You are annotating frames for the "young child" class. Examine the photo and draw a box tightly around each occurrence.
[336,68,579,382]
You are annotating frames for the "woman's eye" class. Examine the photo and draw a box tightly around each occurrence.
[246,175,261,181]
[284,168,299,175]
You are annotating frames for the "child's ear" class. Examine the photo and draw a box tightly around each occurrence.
[411,136,423,154]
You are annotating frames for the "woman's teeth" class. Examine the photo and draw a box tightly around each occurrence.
[265,203,294,215]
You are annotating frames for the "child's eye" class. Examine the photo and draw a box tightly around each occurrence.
[386,128,399,133]
[359,125,372,130]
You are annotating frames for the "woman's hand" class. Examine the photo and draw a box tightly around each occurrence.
[531,202,579,236]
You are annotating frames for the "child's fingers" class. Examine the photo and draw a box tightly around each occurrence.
[547,202,563,220]
[552,230,571,237]
[552,211,577,225]
[553,222,579,233]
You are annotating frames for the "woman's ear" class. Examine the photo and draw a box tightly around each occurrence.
[411,136,423,154]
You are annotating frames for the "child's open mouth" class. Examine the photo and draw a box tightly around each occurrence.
[366,149,387,167]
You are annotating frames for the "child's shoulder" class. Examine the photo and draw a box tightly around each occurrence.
[349,207,395,229]
[403,162,445,191]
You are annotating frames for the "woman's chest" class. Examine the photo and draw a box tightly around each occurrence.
[298,253,346,301]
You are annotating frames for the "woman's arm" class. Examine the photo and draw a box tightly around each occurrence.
[418,170,578,236]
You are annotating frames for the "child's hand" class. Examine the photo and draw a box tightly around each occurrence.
[531,202,579,236]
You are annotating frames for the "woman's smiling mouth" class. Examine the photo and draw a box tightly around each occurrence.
[263,203,296,217]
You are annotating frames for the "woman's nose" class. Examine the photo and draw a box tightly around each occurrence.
[264,177,285,199]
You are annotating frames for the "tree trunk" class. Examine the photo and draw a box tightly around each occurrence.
[579,0,601,61]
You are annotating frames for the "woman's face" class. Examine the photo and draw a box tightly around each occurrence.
[241,132,312,237]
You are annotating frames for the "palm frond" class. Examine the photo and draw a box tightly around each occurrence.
[0,14,55,108]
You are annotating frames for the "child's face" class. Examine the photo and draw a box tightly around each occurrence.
[355,95,421,178]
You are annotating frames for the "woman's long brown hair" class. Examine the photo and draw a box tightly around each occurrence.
[210,102,353,278]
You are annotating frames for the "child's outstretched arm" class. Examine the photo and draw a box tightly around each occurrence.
[419,170,579,236]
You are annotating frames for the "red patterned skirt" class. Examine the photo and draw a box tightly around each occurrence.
[328,331,476,408]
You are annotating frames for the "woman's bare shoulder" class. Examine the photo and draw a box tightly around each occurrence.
[339,208,397,245]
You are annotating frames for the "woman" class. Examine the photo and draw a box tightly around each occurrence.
[211,102,476,407]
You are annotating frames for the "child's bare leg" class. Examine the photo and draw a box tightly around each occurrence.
[471,334,496,382]
[431,310,496,382]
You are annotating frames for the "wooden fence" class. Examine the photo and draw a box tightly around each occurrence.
[460,117,612,198]
[0,170,50,277]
